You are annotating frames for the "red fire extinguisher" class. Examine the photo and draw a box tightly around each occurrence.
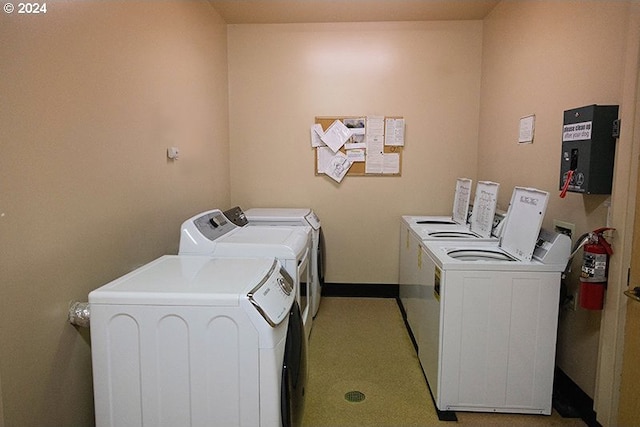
[579,227,615,310]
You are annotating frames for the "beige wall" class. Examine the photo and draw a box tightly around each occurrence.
[0,373,3,427]
[0,1,229,426]
[228,21,483,284]
[479,0,636,416]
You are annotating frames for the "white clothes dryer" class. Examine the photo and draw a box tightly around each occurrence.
[242,207,324,318]
[179,209,313,340]
[89,255,306,427]
[418,187,571,415]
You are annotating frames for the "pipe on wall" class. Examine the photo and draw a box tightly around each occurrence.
[68,302,90,328]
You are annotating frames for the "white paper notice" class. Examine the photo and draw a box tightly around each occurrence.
[385,118,405,146]
[310,124,325,147]
[316,146,334,174]
[383,153,400,174]
[347,149,366,163]
[326,152,352,183]
[344,142,366,150]
[365,133,384,174]
[519,115,535,144]
[367,116,385,136]
[321,120,352,153]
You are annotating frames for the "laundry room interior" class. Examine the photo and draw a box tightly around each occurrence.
[2,1,640,426]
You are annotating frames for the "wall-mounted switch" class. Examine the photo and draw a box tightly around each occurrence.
[167,147,179,160]
[553,220,575,241]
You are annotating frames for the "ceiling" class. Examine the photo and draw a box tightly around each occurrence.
[208,0,500,24]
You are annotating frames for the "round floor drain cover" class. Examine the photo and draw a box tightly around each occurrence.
[344,390,366,403]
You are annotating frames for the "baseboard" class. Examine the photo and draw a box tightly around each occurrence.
[396,298,418,351]
[553,368,600,426]
[321,283,398,298]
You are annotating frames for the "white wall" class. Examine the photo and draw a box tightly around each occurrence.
[228,21,483,283]
[0,2,229,425]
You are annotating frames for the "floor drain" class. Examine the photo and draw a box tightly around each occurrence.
[344,390,366,403]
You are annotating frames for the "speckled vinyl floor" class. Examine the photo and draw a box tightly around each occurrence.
[301,297,587,427]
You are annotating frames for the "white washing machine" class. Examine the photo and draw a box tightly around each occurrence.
[419,187,571,415]
[240,207,324,318]
[89,255,306,427]
[179,209,313,340]
[400,181,502,344]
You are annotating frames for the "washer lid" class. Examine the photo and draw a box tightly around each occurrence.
[245,208,312,221]
[447,248,516,261]
[88,255,282,307]
[469,181,500,238]
[428,230,478,239]
[499,187,549,261]
[214,226,310,258]
[452,178,473,225]
[403,215,456,225]
[245,207,321,230]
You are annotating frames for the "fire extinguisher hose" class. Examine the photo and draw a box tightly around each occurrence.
[592,227,615,256]
[563,232,591,277]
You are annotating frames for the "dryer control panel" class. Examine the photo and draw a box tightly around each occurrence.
[179,209,238,254]
[223,206,249,227]
[192,210,237,241]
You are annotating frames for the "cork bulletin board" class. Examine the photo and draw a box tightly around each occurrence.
[313,116,404,180]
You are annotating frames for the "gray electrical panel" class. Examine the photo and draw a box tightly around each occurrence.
[559,104,619,195]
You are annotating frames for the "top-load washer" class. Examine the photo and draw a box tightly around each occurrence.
[179,209,314,340]
[400,181,502,342]
[418,187,571,415]
[240,207,324,318]
[89,255,306,427]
